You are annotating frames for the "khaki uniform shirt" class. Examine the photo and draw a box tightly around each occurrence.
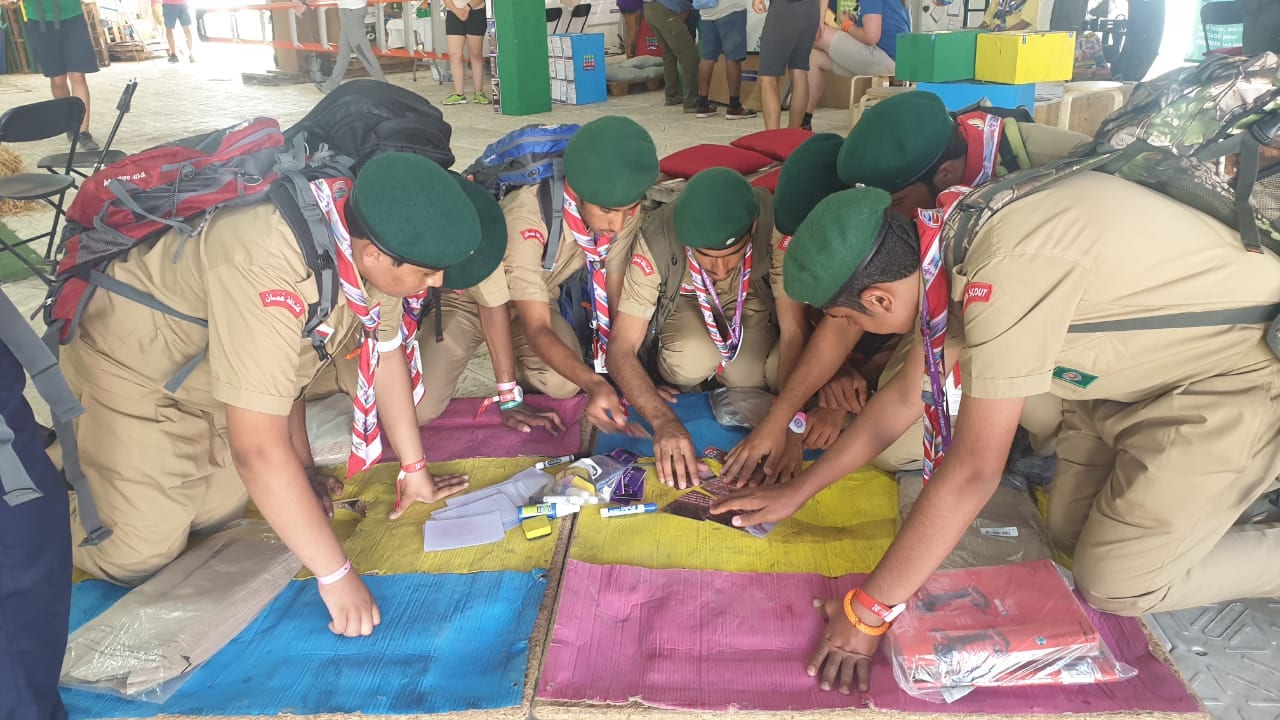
[71,203,403,416]
[501,185,642,306]
[947,171,1280,403]
[1014,122,1090,168]
[617,226,788,323]
[440,265,510,312]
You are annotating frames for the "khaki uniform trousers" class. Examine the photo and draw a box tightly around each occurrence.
[657,297,779,392]
[64,355,248,586]
[1047,356,1280,616]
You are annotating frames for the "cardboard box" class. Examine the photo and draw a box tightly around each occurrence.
[895,30,984,83]
[919,81,1036,111]
[708,54,763,111]
[975,31,1075,85]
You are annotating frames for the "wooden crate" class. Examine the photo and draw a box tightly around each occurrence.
[3,5,33,74]
[81,2,111,67]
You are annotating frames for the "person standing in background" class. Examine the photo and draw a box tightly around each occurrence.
[645,0,701,112]
[443,0,490,105]
[618,0,644,56]
[803,0,908,130]
[754,0,820,130]
[296,0,386,94]
[693,0,758,119]
[13,0,99,150]
[154,0,196,62]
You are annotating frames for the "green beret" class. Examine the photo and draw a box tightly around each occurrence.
[564,116,659,208]
[352,153,480,269]
[775,133,848,236]
[442,175,507,290]
[783,187,892,307]
[838,92,955,193]
[673,168,759,250]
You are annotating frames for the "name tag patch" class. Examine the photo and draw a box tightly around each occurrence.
[260,289,305,318]
[1053,366,1098,389]
[963,281,993,310]
[521,228,546,247]
[778,235,792,251]
[630,253,655,277]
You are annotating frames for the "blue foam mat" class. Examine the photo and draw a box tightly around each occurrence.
[64,570,547,718]
[598,392,821,460]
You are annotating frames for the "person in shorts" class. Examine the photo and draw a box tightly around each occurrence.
[443,0,489,105]
[754,0,821,130]
[803,0,909,129]
[155,0,195,63]
[20,0,99,151]
[693,0,758,120]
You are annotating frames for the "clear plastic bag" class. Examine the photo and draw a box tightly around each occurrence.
[61,520,302,702]
[709,387,776,429]
[885,559,1137,703]
[545,452,636,502]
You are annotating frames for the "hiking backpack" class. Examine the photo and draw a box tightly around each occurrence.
[284,79,455,172]
[462,123,581,272]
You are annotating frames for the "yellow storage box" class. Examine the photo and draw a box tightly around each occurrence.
[975,31,1075,85]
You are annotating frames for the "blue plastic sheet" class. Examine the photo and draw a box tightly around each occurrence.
[599,392,820,460]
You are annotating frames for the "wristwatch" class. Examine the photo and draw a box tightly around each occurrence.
[852,587,907,622]
[787,411,807,434]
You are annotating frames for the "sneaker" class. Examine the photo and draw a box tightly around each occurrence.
[72,132,100,152]
[726,106,758,121]
[694,102,718,118]
[472,92,491,105]
[683,104,702,114]
[664,97,681,107]
[443,92,467,105]
[168,53,179,63]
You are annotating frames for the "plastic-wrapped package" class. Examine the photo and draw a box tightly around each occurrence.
[61,520,302,702]
[709,387,776,429]
[545,452,637,502]
[898,471,1054,570]
[885,559,1137,703]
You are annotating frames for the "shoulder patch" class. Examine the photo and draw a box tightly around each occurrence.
[260,289,305,318]
[520,228,547,247]
[778,235,792,251]
[1053,366,1098,389]
[630,253,655,277]
[963,282,993,310]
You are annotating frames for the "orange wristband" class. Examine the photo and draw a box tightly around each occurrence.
[841,18,854,32]
[843,590,890,636]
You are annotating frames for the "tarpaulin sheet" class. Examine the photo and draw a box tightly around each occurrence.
[65,570,546,717]
[391,394,587,464]
[537,561,1200,715]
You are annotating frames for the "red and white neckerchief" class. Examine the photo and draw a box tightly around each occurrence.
[684,243,752,373]
[311,177,429,477]
[956,111,1005,187]
[916,187,969,482]
[563,182,614,373]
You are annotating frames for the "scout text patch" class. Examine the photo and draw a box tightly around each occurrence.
[521,228,546,247]
[1053,366,1098,389]
[260,289,305,318]
[630,254,655,277]
[963,282,993,310]
[779,235,792,251]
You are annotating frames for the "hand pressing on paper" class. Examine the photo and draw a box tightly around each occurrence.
[808,597,880,694]
[818,366,869,414]
[389,468,469,520]
[318,571,382,638]
[804,407,847,450]
[710,479,809,526]
[502,405,566,435]
[652,418,704,489]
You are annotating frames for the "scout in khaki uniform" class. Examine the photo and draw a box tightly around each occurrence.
[717,179,1280,693]
[62,154,497,637]
[723,92,1079,483]
[503,116,660,432]
[609,168,790,488]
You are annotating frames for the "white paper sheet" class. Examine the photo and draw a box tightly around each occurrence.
[422,511,507,552]
[430,494,521,531]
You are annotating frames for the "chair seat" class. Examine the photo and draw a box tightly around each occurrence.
[37,148,128,170]
[0,172,74,200]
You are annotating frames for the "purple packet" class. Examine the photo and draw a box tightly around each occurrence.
[608,448,641,466]
[611,466,646,504]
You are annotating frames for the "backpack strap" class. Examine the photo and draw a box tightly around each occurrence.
[0,289,111,545]
[639,203,684,364]
[269,170,341,362]
[1066,304,1280,333]
[540,161,567,273]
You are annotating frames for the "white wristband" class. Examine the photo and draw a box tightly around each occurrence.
[316,559,351,586]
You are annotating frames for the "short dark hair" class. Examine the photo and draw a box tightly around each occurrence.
[344,191,406,267]
[827,210,921,314]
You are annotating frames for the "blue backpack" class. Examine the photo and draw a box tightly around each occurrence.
[463,124,580,272]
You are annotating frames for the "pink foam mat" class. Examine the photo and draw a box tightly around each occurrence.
[537,560,1200,715]
[385,394,587,463]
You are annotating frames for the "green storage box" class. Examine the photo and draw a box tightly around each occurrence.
[894,30,985,83]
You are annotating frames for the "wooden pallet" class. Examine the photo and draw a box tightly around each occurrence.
[81,1,111,67]
[107,40,165,62]
[607,77,662,96]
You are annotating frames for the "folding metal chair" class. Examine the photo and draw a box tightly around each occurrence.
[1201,0,1245,56]
[0,97,85,285]
[547,5,563,33]
[564,3,591,34]
[37,79,137,183]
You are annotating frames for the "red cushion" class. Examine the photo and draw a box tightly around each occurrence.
[750,167,781,193]
[730,128,814,162]
[659,144,774,179]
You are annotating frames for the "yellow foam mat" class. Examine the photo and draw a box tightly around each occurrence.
[243,457,564,578]
[569,463,899,577]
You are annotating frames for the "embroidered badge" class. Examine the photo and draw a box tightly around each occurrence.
[630,253,655,277]
[1053,366,1098,389]
[260,289,305,318]
[778,235,792,251]
[963,282,993,310]
[521,228,547,247]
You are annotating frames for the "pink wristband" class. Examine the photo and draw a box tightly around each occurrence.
[497,381,518,391]
[316,559,351,586]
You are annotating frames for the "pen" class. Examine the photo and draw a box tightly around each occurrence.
[600,503,658,518]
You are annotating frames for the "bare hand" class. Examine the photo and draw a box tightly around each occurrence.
[818,367,869,414]
[804,407,847,450]
[722,420,789,484]
[753,0,767,13]
[307,467,344,518]
[453,4,471,21]
[389,470,469,520]
[585,383,628,432]
[656,385,681,404]
[808,597,880,694]
[709,479,809,526]
[502,405,566,435]
[652,419,702,489]
[317,571,382,637]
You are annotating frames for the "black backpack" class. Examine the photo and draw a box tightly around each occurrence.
[284,79,455,172]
